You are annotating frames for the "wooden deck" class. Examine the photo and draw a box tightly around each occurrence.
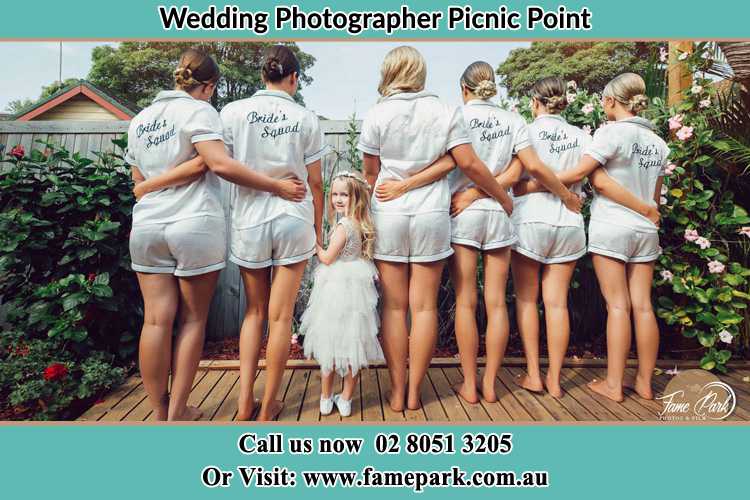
[78,359,750,423]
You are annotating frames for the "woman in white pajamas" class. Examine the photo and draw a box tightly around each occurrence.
[359,46,516,412]
[219,45,326,421]
[515,73,666,402]
[127,49,305,421]
[508,77,592,398]
[447,66,582,405]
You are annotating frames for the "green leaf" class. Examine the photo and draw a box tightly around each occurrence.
[694,288,709,304]
[93,272,110,286]
[61,291,88,311]
[732,290,750,301]
[698,331,716,347]
[716,311,743,325]
[91,284,113,298]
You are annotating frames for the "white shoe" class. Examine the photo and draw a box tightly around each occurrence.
[320,395,334,416]
[333,394,352,417]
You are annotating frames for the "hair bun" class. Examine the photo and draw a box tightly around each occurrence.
[174,66,196,87]
[629,94,649,113]
[475,80,497,99]
[545,94,567,112]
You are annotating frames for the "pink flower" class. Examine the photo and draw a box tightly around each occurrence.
[739,227,750,238]
[660,270,674,283]
[719,330,733,344]
[10,144,24,160]
[664,162,677,175]
[660,196,668,205]
[676,126,694,141]
[566,92,577,104]
[659,46,668,63]
[691,84,703,95]
[708,260,725,274]
[684,229,699,242]
[695,237,711,250]
[699,98,711,108]
[582,125,592,135]
[668,114,684,130]
[291,334,299,345]
[661,185,668,195]
[581,103,595,115]
[567,80,577,90]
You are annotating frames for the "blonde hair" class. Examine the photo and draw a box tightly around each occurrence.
[603,73,649,114]
[330,172,376,259]
[377,46,426,98]
[461,61,497,100]
[530,77,567,114]
[174,49,220,91]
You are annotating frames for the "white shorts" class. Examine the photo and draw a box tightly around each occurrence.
[513,222,586,264]
[451,209,516,251]
[373,211,453,263]
[230,214,315,269]
[130,215,227,276]
[588,219,661,263]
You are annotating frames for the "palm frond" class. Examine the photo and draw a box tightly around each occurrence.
[711,82,750,174]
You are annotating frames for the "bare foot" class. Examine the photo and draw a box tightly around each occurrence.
[515,373,544,394]
[544,373,563,398]
[453,382,480,405]
[633,375,654,400]
[386,391,405,412]
[480,375,498,403]
[170,405,203,421]
[256,400,284,422]
[236,398,261,421]
[406,387,423,411]
[587,379,624,403]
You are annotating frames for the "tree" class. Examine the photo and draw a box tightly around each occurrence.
[5,98,35,114]
[39,78,81,100]
[5,78,80,114]
[87,42,316,110]
[497,42,659,98]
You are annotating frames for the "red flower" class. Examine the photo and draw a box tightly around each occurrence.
[10,144,25,160]
[43,363,68,382]
[87,273,97,283]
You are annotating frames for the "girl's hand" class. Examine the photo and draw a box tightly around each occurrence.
[375,179,408,202]
[274,177,307,202]
[133,183,148,201]
[562,191,583,214]
[315,243,325,257]
[645,205,661,227]
[450,189,479,217]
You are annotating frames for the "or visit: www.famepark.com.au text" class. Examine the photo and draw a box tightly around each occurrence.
[225,465,549,492]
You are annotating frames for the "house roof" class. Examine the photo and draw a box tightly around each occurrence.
[13,80,137,121]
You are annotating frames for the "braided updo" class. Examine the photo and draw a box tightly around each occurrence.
[261,45,301,83]
[174,49,220,91]
[530,77,568,114]
[461,61,498,100]
[603,73,649,114]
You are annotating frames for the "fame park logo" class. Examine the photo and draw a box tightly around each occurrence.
[656,369,736,421]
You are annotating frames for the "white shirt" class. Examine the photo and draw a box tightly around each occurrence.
[220,89,328,229]
[586,116,669,233]
[449,99,530,212]
[357,91,471,215]
[125,90,224,226]
[513,114,590,227]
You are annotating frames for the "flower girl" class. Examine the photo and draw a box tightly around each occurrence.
[301,171,384,417]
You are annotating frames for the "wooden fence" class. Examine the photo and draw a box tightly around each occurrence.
[0,120,361,339]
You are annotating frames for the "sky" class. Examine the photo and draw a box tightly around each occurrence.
[0,41,529,119]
